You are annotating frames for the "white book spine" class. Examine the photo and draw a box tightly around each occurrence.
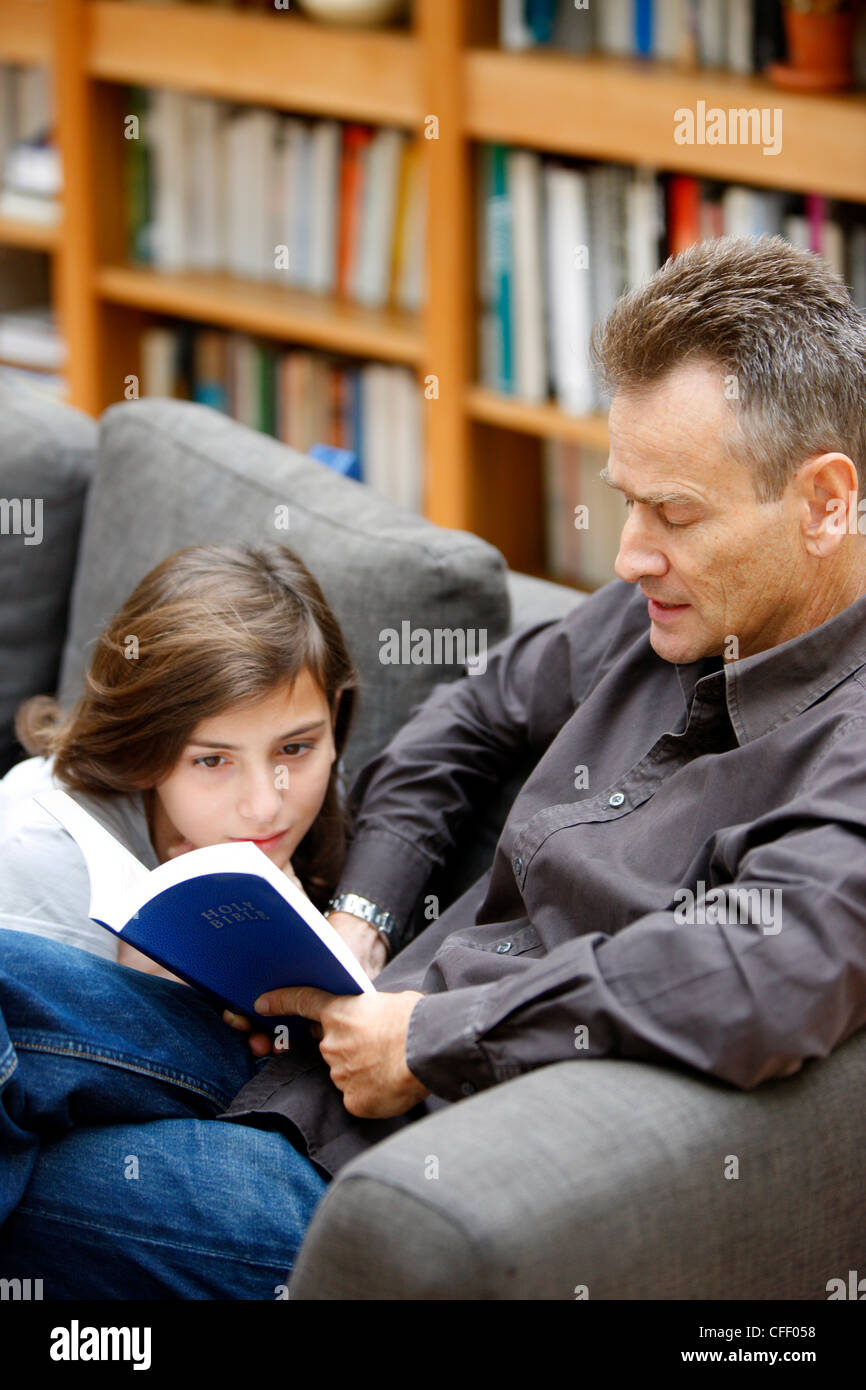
[508,147,546,403]
[308,119,340,294]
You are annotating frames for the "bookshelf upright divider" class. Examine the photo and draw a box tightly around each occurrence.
[0,0,864,583]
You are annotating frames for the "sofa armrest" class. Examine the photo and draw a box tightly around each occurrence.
[288,1029,866,1299]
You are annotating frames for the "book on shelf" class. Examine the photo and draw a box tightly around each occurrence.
[137,323,425,513]
[498,0,866,86]
[0,64,61,227]
[477,144,866,417]
[126,88,426,314]
[34,788,375,1034]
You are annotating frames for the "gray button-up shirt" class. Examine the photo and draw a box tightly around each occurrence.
[220,578,866,1177]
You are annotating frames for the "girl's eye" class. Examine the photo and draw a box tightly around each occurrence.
[192,743,313,769]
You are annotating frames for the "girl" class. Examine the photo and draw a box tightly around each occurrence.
[0,541,385,1296]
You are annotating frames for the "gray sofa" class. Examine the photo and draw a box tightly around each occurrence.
[1,379,863,1300]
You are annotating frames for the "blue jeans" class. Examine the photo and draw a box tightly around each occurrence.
[0,931,329,1298]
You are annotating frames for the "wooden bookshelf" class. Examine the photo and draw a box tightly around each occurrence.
[0,212,59,250]
[0,0,51,64]
[87,2,421,127]
[96,265,424,364]
[2,0,865,579]
[465,49,866,200]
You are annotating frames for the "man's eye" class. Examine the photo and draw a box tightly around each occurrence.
[194,755,227,769]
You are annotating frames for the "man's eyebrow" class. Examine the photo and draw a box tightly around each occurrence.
[187,720,327,751]
[598,465,699,507]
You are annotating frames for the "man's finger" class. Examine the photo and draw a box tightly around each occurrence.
[254,985,334,1019]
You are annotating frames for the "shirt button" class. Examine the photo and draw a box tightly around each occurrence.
[512,855,523,875]
[608,792,625,806]
[460,1082,476,1097]
[496,941,512,954]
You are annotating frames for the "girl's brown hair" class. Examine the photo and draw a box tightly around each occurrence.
[15,543,359,910]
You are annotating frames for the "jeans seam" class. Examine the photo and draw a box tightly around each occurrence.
[0,1044,17,1088]
[11,1041,236,1110]
[14,1203,297,1270]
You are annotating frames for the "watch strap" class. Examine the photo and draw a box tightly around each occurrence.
[327,892,398,955]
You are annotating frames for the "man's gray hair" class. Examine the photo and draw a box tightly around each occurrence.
[590,234,866,503]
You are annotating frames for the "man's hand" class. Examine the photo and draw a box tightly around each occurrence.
[240,986,429,1117]
[326,910,388,980]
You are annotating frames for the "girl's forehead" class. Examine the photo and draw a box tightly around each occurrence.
[188,672,331,742]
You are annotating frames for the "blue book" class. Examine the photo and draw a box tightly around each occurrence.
[634,0,653,56]
[35,790,373,1032]
[488,144,514,395]
[525,0,557,44]
[309,442,361,481]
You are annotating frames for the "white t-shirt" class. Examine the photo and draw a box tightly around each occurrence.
[0,755,160,960]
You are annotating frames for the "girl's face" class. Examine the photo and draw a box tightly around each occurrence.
[150,669,337,872]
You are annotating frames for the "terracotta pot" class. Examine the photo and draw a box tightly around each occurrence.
[784,9,856,83]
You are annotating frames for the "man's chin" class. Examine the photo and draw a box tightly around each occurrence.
[648,622,715,665]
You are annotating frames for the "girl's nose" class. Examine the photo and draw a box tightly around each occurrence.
[237,766,284,824]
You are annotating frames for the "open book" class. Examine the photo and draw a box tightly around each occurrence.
[35,789,374,1029]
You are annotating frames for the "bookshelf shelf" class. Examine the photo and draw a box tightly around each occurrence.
[465,49,866,201]
[87,2,422,128]
[467,386,610,450]
[95,264,424,365]
[0,0,51,64]
[0,213,59,250]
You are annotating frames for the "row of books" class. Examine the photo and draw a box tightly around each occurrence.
[501,0,866,87]
[478,145,866,416]
[139,324,425,513]
[125,89,426,312]
[543,438,623,593]
[0,65,61,226]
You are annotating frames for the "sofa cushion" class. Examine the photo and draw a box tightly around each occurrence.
[0,379,97,776]
[57,398,510,790]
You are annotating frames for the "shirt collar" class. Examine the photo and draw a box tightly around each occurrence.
[675,589,866,746]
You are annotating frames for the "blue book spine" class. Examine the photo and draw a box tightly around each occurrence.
[525,0,557,44]
[351,368,364,480]
[635,0,653,56]
[489,144,514,395]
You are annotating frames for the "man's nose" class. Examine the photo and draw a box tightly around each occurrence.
[613,510,668,584]
[237,765,284,823]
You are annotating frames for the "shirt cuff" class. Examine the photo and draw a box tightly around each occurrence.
[406,986,500,1101]
[334,828,438,938]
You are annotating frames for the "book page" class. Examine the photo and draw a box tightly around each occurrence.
[34,789,150,933]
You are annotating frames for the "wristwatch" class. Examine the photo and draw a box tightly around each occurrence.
[327,892,398,957]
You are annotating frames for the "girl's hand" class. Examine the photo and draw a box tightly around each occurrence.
[281,859,307,894]
[117,939,187,985]
[165,836,195,859]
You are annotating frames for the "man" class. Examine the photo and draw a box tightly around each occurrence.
[218,232,866,1180]
[3,233,866,1295]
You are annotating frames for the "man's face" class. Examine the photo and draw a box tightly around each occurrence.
[608,361,805,664]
